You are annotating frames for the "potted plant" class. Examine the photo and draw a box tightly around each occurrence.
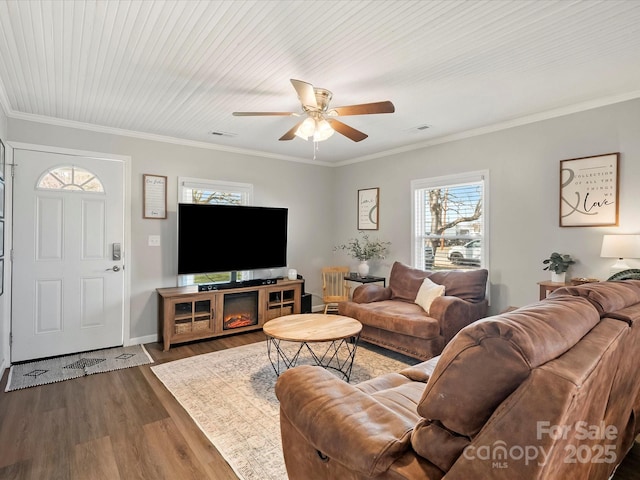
[334,233,391,277]
[542,252,575,283]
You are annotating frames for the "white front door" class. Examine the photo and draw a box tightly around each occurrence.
[12,148,126,362]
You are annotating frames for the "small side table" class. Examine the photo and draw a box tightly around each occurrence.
[345,273,386,287]
[538,281,569,300]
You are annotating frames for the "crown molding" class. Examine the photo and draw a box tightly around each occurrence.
[3,86,640,169]
[336,89,640,167]
[5,108,333,167]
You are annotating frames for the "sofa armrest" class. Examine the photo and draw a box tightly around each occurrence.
[352,284,392,303]
[429,296,489,343]
[275,365,414,477]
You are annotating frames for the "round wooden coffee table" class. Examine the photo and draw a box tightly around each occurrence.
[263,313,362,382]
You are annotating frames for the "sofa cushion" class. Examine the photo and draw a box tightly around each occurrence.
[353,374,426,426]
[549,279,640,315]
[340,300,441,339]
[388,261,487,303]
[411,295,600,468]
[428,269,488,303]
[606,302,640,325]
[355,372,416,395]
[370,382,428,424]
[414,277,445,313]
[389,262,431,301]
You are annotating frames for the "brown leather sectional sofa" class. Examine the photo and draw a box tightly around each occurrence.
[338,261,489,360]
[275,280,640,479]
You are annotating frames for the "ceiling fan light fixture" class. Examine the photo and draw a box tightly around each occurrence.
[313,118,335,142]
[235,78,393,144]
[295,117,316,140]
[294,116,335,142]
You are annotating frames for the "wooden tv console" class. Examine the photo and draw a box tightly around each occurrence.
[157,279,303,351]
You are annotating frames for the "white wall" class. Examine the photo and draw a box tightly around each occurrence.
[4,97,640,356]
[6,119,335,343]
[333,98,640,314]
[0,106,7,373]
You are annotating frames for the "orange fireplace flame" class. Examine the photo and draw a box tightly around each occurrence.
[224,313,256,329]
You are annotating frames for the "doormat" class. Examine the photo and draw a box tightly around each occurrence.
[5,344,153,392]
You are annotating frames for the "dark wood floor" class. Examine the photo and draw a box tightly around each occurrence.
[0,331,267,480]
[0,331,639,479]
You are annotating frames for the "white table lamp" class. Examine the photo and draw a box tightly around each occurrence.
[600,234,640,273]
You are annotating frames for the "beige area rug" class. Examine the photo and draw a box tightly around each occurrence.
[5,344,153,391]
[151,340,419,480]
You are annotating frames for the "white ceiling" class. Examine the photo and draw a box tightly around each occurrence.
[1,0,640,166]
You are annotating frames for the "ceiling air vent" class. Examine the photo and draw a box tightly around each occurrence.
[209,130,237,137]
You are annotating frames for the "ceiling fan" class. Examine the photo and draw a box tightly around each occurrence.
[232,79,395,142]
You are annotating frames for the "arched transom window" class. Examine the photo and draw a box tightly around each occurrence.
[37,165,105,193]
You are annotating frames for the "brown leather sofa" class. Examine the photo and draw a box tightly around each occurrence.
[338,261,489,360]
[275,280,640,480]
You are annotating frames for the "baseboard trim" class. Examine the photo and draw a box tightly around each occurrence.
[0,358,8,381]
[127,334,159,346]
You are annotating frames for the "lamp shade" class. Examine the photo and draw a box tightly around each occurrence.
[600,235,640,258]
[601,235,640,273]
[600,235,640,259]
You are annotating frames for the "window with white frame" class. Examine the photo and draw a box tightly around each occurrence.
[37,165,105,192]
[411,171,488,271]
[178,177,252,205]
[178,177,253,285]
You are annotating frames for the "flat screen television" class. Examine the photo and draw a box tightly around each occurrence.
[177,203,288,275]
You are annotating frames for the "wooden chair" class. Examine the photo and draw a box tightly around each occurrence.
[322,266,351,314]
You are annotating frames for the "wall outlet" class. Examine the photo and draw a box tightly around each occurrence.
[148,235,161,247]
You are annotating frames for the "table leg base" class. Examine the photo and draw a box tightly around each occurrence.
[266,335,360,382]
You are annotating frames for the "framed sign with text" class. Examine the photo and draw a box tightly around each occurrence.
[358,187,379,230]
[560,153,619,227]
[143,174,167,219]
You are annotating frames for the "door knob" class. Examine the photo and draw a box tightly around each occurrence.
[106,266,121,272]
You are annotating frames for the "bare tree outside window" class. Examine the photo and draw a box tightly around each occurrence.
[427,187,482,259]
[412,172,487,272]
[191,190,242,205]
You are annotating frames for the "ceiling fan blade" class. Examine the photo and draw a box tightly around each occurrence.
[290,79,317,109]
[327,119,368,142]
[331,101,395,116]
[279,120,305,141]
[232,111,297,116]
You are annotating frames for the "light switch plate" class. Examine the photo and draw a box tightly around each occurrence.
[148,235,161,247]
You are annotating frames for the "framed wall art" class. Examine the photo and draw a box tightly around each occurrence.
[143,174,167,219]
[358,187,379,230]
[559,153,619,227]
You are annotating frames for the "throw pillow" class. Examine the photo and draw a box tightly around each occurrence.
[414,277,445,313]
